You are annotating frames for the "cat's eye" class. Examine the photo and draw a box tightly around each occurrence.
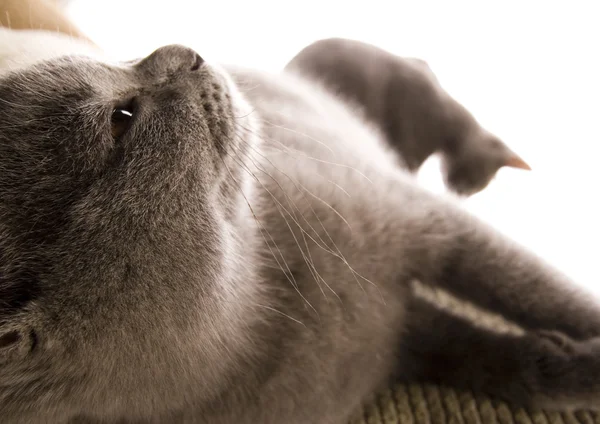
[111,99,135,140]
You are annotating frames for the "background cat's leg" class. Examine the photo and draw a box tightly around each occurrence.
[395,295,600,410]
[409,211,600,339]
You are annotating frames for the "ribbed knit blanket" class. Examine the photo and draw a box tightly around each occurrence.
[354,384,599,424]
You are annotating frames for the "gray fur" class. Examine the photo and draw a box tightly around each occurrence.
[0,45,599,424]
[284,37,531,196]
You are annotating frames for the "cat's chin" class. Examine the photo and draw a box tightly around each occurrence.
[211,62,263,201]
[212,62,260,133]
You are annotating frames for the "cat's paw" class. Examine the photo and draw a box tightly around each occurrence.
[536,330,579,354]
[528,331,600,410]
[536,330,600,356]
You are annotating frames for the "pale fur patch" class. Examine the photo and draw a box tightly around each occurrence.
[411,279,525,336]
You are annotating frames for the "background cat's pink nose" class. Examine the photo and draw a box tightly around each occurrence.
[136,44,204,76]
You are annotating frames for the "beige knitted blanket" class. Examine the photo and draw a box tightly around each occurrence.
[355,384,599,424]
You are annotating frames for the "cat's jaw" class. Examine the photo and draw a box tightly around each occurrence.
[217,62,264,207]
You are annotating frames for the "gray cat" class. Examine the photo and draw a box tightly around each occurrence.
[285,37,531,196]
[1,45,600,424]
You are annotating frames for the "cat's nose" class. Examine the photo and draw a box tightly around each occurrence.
[136,45,204,76]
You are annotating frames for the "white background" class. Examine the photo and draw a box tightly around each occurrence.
[66,0,600,298]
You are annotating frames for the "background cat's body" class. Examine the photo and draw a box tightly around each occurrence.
[0,46,600,424]
[285,37,531,196]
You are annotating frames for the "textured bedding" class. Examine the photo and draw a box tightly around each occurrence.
[355,384,599,424]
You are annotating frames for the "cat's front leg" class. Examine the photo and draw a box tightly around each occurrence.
[405,203,600,340]
[530,331,600,409]
[396,295,600,410]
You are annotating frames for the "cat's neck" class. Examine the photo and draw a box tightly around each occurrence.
[436,96,480,154]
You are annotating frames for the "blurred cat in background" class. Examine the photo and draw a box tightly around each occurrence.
[285,37,531,196]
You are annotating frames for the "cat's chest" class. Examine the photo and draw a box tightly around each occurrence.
[237,67,418,275]
[252,123,417,294]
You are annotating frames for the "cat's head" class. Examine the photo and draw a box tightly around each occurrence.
[0,45,259,422]
[441,129,531,196]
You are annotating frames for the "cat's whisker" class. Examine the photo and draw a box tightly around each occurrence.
[231,130,350,236]
[252,303,306,328]
[216,145,288,271]
[229,135,354,300]
[228,251,256,274]
[233,106,258,120]
[226,148,331,309]
[230,128,382,299]
[258,118,335,156]
[298,185,352,232]
[235,82,263,94]
[238,120,374,186]
[227,135,343,302]
[222,133,336,303]
[233,126,353,232]
[261,108,382,176]
[234,137,340,270]
[231,128,377,279]
[220,142,321,316]
[220,158,298,292]
[234,133,383,302]
[235,122,352,200]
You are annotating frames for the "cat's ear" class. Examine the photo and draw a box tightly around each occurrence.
[503,152,532,171]
[485,135,532,171]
